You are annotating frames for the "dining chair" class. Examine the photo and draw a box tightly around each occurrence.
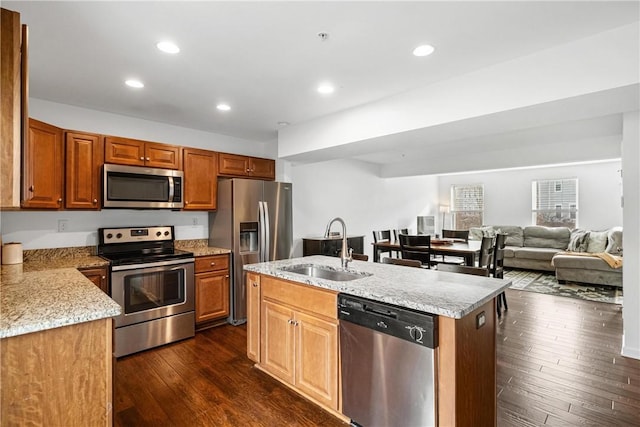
[478,236,495,269]
[398,234,433,268]
[491,233,508,317]
[382,257,422,268]
[372,230,393,261]
[437,263,490,276]
[392,228,408,257]
[442,229,469,242]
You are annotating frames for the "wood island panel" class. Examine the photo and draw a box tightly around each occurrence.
[437,299,496,426]
[0,318,113,426]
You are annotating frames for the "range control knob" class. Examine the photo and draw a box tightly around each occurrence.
[164,231,170,236]
[156,231,162,237]
[116,233,123,239]
[106,233,113,239]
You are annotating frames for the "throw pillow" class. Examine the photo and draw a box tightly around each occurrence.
[468,227,484,241]
[480,226,496,238]
[587,230,608,253]
[567,229,590,252]
[605,227,623,255]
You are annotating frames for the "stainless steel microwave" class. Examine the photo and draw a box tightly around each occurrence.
[103,164,184,209]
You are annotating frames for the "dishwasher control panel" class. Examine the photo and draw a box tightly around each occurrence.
[338,294,438,348]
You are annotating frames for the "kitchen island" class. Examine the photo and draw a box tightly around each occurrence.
[244,255,511,426]
[1,259,121,426]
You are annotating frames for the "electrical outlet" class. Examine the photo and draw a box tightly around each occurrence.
[192,217,199,226]
[58,219,69,232]
[476,311,486,329]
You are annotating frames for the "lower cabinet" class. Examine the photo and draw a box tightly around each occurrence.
[79,266,109,294]
[257,275,339,412]
[195,254,230,329]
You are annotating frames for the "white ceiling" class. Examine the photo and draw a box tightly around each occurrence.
[5,1,639,163]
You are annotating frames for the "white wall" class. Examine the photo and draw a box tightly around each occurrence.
[437,160,623,232]
[622,110,640,359]
[290,159,438,259]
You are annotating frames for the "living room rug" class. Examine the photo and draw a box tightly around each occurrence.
[504,269,623,304]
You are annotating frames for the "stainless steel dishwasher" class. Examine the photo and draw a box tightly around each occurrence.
[338,294,438,427]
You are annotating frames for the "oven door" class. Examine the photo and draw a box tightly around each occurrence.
[111,258,195,328]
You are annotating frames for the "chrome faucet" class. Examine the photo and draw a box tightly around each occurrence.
[324,217,352,268]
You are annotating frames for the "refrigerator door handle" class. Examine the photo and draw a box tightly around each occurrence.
[258,201,266,262]
[263,201,271,262]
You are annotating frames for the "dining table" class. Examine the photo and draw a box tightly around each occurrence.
[371,238,482,265]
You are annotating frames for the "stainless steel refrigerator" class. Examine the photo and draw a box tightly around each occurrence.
[208,179,293,325]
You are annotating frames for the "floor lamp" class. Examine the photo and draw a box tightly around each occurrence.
[439,205,450,234]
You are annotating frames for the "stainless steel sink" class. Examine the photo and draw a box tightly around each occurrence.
[279,264,371,282]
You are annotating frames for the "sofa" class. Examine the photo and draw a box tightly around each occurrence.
[469,225,623,287]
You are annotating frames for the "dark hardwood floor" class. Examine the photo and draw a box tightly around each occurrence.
[114,289,640,426]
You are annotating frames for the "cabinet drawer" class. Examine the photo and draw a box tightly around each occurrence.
[195,254,229,273]
[262,276,337,320]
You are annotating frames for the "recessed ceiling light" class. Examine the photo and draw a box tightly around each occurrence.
[157,41,180,54]
[413,44,435,57]
[216,103,231,111]
[317,84,335,95]
[125,79,144,88]
[277,121,290,126]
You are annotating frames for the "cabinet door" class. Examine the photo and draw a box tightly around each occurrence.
[79,267,109,294]
[183,148,217,210]
[144,142,181,170]
[22,119,64,209]
[247,273,261,363]
[195,271,230,323]
[104,136,145,166]
[295,311,339,410]
[261,300,295,384]
[218,153,249,176]
[65,132,103,209]
[249,157,275,180]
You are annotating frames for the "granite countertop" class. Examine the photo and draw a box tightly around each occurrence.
[174,239,231,257]
[188,247,232,257]
[244,255,511,319]
[1,265,122,339]
[303,235,365,240]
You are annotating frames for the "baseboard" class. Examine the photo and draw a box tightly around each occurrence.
[621,343,640,360]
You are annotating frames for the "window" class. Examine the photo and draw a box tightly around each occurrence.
[532,178,578,228]
[450,184,484,230]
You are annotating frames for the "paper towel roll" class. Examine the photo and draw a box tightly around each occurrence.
[2,242,23,265]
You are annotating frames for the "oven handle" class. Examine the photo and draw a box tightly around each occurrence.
[111,258,195,271]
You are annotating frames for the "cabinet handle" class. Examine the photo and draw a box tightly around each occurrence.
[293,320,299,326]
[139,157,144,160]
[185,201,189,205]
[146,157,150,161]
[93,199,98,204]
[29,185,34,192]
[252,282,258,287]
[246,169,250,172]
[101,276,105,280]
[225,275,230,278]
[210,262,215,266]
[57,198,62,203]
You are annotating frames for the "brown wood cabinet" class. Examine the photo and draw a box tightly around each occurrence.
[104,136,181,170]
[195,254,230,328]
[65,131,103,209]
[0,8,26,209]
[246,272,261,363]
[218,152,275,180]
[0,318,114,426]
[182,148,217,210]
[79,266,110,294]
[22,119,64,209]
[258,275,339,412]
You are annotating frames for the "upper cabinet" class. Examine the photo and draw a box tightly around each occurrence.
[218,153,275,180]
[65,131,103,210]
[22,119,64,209]
[104,136,181,170]
[182,148,217,210]
[1,8,27,208]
